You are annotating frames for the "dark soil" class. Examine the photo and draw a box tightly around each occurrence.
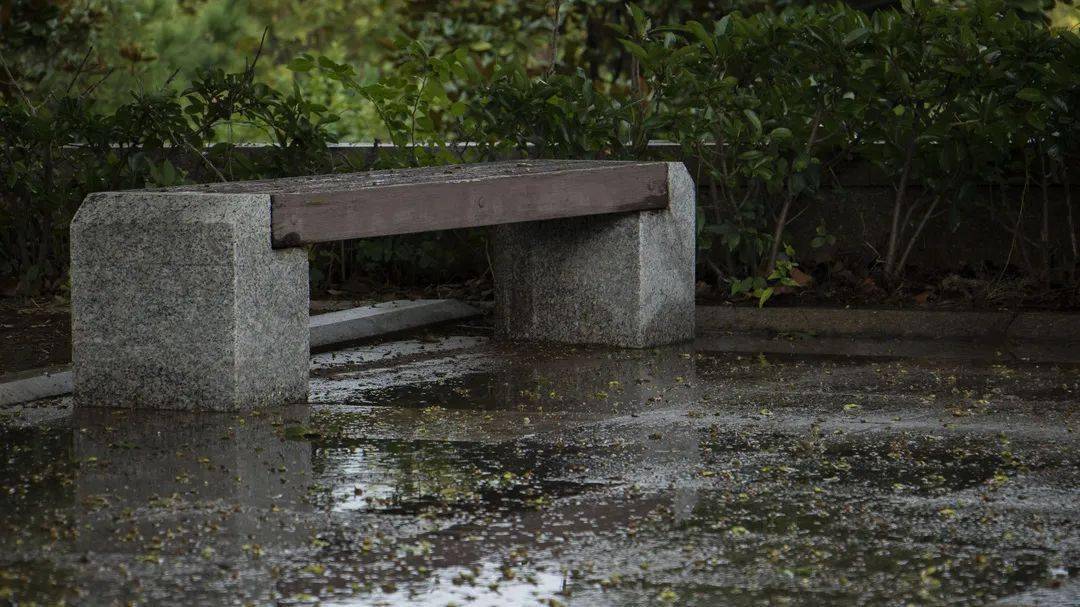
[0,298,70,376]
[311,275,493,304]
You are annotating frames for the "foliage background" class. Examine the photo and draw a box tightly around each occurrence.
[2,0,1079,307]
[14,0,1074,140]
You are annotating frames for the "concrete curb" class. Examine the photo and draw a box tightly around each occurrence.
[0,367,73,409]
[697,305,1080,343]
[1,299,483,407]
[1006,311,1080,343]
[309,299,481,349]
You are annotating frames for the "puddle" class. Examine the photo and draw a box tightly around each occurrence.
[318,561,568,607]
[624,486,1059,606]
[306,438,602,515]
[698,427,1030,496]
[0,407,603,605]
[1,329,1077,605]
[310,336,490,373]
[311,341,697,418]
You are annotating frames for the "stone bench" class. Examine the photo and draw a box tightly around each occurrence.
[70,160,695,410]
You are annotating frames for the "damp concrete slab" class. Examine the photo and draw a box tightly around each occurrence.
[1,328,1077,606]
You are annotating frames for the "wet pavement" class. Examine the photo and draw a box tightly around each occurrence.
[1,327,1078,606]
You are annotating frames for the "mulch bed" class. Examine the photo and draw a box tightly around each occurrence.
[0,298,71,376]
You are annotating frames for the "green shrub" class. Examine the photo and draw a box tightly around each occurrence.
[624,0,1080,297]
[0,58,340,293]
[2,0,1079,301]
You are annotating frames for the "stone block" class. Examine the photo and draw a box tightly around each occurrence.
[70,192,309,410]
[493,162,695,347]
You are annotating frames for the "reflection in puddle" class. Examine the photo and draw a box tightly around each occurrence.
[322,561,567,607]
[311,440,600,514]
[311,339,697,417]
[310,336,490,373]
[311,353,500,403]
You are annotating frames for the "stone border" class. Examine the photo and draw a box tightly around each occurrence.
[1,299,481,407]
[310,299,480,349]
[697,306,1080,343]
[0,367,73,408]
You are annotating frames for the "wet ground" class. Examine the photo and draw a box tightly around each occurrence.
[0,299,69,375]
[1,326,1078,606]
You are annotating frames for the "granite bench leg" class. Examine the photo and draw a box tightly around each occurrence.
[70,192,309,410]
[493,162,696,348]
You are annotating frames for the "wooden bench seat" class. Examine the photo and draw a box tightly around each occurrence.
[160,160,672,246]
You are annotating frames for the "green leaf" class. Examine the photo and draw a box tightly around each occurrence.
[757,287,774,307]
[286,55,314,72]
[1016,88,1044,103]
[619,39,650,64]
[769,127,793,141]
[715,15,731,37]
[161,160,175,184]
[628,3,648,33]
[731,277,754,295]
[449,101,468,118]
[743,109,762,134]
[843,27,870,47]
[684,20,715,53]
[317,56,341,70]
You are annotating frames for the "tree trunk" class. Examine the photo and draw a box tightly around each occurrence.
[764,107,823,275]
[894,195,941,275]
[764,193,794,276]
[1065,168,1077,282]
[884,136,917,281]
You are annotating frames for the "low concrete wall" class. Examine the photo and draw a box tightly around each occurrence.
[698,305,1080,343]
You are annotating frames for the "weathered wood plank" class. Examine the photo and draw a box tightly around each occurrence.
[270,162,669,247]
[266,161,669,247]
[151,160,672,247]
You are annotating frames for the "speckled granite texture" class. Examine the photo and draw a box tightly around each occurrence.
[70,192,309,410]
[493,162,695,347]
